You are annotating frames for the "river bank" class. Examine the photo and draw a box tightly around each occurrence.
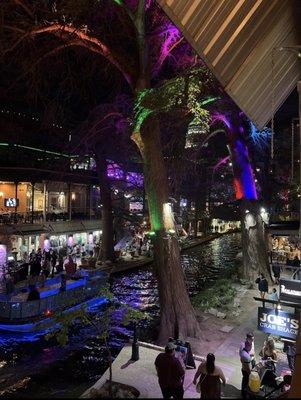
[0,232,242,398]
[110,229,239,275]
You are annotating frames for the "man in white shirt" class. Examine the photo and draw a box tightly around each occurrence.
[239,332,255,367]
[240,341,252,398]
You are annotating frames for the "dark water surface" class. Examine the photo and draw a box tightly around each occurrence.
[0,233,241,398]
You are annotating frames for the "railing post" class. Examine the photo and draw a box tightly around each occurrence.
[131,322,139,361]
[31,182,35,223]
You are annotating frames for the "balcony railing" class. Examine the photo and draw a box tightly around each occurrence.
[0,211,101,225]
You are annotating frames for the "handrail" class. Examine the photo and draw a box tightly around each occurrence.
[0,272,107,320]
[253,296,301,309]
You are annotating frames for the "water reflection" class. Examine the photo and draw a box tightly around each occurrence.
[0,233,241,398]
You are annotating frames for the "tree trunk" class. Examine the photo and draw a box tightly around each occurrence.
[240,200,272,284]
[227,120,271,283]
[132,117,200,344]
[95,154,115,262]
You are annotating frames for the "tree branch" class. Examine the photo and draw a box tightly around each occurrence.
[6,41,86,92]
[3,22,134,88]
[14,0,34,19]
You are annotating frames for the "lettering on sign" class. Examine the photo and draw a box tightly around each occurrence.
[258,307,300,340]
[280,279,301,304]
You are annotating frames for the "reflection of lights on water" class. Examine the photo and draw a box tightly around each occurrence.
[0,361,7,369]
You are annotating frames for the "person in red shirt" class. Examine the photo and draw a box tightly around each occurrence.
[154,342,185,399]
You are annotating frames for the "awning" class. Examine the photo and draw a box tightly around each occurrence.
[157,0,301,129]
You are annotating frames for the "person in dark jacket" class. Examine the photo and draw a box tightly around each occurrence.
[272,264,281,284]
[255,273,268,299]
[155,342,185,399]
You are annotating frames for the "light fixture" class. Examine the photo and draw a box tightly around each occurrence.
[71,193,76,200]
[0,192,3,197]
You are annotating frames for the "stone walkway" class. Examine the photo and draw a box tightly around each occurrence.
[82,278,291,398]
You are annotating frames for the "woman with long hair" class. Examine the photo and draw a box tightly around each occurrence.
[193,353,226,399]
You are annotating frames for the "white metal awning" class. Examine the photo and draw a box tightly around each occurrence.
[157,0,301,129]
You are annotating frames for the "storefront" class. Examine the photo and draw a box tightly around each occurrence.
[268,221,300,267]
[0,220,102,262]
[256,278,301,375]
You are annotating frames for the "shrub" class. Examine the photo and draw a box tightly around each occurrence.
[192,279,236,311]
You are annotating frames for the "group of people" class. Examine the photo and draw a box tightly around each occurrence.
[126,230,153,258]
[154,342,225,399]
[1,248,79,301]
[270,236,301,266]
[255,272,280,303]
[154,331,295,399]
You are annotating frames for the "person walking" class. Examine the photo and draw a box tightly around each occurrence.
[255,273,268,299]
[154,342,185,399]
[193,353,226,399]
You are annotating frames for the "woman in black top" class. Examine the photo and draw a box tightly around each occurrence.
[255,273,268,299]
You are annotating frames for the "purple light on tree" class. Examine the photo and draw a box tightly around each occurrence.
[211,112,232,129]
[153,24,182,75]
[213,156,230,172]
[211,112,257,200]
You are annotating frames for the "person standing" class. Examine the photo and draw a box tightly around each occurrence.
[260,338,277,362]
[268,288,279,307]
[154,342,185,399]
[272,264,281,284]
[50,249,58,277]
[284,342,296,372]
[255,273,268,299]
[240,341,252,398]
[239,332,255,368]
[193,353,226,399]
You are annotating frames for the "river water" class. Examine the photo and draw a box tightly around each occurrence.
[0,233,241,398]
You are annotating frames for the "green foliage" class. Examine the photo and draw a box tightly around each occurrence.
[45,284,148,346]
[192,278,237,311]
[134,68,215,135]
[121,306,149,326]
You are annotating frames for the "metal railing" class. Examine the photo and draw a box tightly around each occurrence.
[0,272,108,320]
[0,211,102,225]
[271,262,301,280]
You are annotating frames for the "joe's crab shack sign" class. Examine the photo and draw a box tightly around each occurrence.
[258,307,299,340]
